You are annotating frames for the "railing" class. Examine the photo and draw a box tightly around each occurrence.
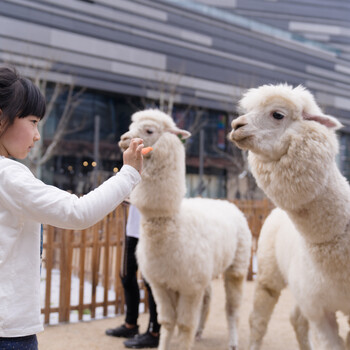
[41,202,149,325]
[41,199,273,324]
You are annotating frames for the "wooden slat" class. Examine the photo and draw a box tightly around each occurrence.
[58,229,74,322]
[43,226,54,324]
[78,229,86,321]
[103,215,110,317]
[65,230,74,321]
[91,223,99,318]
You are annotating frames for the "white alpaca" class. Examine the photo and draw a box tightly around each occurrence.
[229,84,350,350]
[119,109,252,350]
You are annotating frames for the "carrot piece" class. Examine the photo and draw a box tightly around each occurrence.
[141,146,153,155]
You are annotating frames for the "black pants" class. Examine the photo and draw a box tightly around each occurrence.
[121,236,160,333]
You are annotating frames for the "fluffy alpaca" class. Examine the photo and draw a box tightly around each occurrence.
[229,84,350,350]
[119,109,252,350]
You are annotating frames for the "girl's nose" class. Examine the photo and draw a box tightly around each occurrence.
[34,129,41,142]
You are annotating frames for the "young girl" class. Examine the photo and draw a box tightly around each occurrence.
[0,65,143,349]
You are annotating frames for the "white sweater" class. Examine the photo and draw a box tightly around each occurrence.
[0,157,141,337]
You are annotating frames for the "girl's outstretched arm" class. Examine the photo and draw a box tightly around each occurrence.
[0,140,144,230]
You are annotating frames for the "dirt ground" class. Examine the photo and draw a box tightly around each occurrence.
[37,278,349,350]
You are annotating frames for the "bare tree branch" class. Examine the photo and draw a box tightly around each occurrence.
[26,71,87,174]
[33,85,86,166]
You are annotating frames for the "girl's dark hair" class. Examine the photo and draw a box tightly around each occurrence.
[0,65,46,131]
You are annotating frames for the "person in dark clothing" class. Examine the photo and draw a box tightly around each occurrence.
[105,205,160,349]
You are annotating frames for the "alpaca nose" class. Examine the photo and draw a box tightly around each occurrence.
[118,132,133,150]
[120,133,131,142]
[231,116,247,131]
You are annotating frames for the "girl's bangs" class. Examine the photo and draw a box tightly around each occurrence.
[18,79,46,119]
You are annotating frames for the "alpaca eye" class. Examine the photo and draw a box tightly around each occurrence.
[272,112,285,120]
[146,129,154,134]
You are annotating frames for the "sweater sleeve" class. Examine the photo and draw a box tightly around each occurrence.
[0,160,141,229]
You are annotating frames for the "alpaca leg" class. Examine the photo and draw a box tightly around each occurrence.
[249,280,282,350]
[309,312,345,350]
[223,266,246,350]
[289,305,311,350]
[346,316,350,350]
[177,292,204,350]
[159,325,175,350]
[150,284,177,350]
[195,284,212,340]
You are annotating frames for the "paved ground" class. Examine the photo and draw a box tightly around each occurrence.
[37,278,349,350]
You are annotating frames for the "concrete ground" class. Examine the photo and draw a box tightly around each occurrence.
[37,278,349,350]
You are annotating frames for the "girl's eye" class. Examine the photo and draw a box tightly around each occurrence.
[272,111,285,120]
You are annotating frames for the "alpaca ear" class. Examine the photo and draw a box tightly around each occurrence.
[169,127,191,139]
[302,112,343,130]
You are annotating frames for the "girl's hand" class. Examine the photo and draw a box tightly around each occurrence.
[123,138,144,174]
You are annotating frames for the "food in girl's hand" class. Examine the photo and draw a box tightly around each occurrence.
[141,147,153,155]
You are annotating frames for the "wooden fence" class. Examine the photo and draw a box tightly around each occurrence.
[41,202,148,324]
[41,199,273,325]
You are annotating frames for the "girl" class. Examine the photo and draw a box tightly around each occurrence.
[0,65,143,349]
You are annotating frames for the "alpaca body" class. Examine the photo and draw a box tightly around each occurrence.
[261,208,350,317]
[120,109,252,350]
[229,84,350,350]
[135,196,251,350]
[137,197,248,295]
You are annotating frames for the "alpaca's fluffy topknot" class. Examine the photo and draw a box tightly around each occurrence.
[132,109,177,129]
[239,84,323,119]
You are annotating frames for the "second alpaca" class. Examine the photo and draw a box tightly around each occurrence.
[230,84,350,350]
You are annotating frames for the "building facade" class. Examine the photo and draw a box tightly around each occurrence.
[1,0,350,198]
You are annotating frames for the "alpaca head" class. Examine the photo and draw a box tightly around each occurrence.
[119,109,191,217]
[119,109,191,154]
[229,84,344,209]
[229,84,342,161]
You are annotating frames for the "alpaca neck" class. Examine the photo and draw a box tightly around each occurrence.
[131,133,186,218]
[249,127,350,244]
[287,166,350,244]
[141,215,179,241]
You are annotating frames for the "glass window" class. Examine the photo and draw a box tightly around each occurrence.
[41,90,231,198]
[174,109,229,157]
[339,132,350,181]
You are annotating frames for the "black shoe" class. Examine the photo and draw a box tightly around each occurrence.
[105,324,139,338]
[123,332,159,349]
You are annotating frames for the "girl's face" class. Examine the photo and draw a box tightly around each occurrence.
[0,115,41,159]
